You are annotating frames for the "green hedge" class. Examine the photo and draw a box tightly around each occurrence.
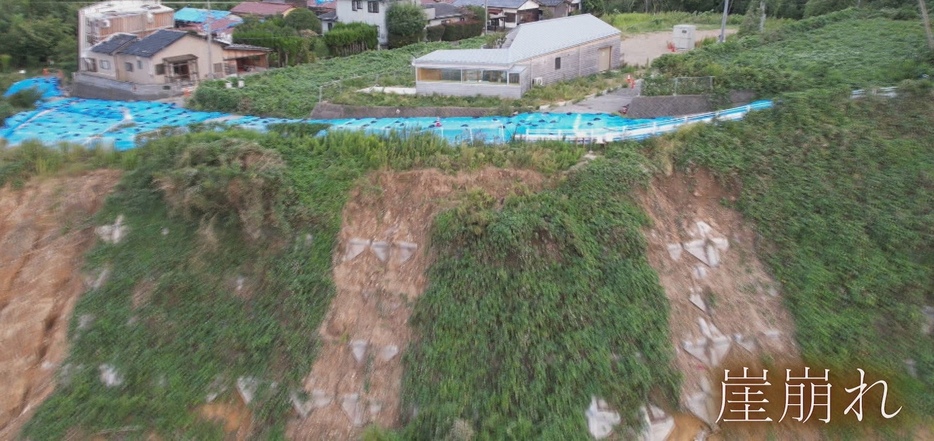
[324,22,378,56]
[441,20,484,41]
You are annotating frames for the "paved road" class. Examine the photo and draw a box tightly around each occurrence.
[548,81,642,114]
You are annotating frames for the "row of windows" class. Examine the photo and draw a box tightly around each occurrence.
[85,58,167,75]
[351,0,380,13]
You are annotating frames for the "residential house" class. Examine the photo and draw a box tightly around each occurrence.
[74,29,271,100]
[536,0,579,18]
[230,2,296,18]
[412,14,620,99]
[334,0,420,46]
[77,1,175,58]
[174,7,245,43]
[318,10,339,33]
[310,0,339,33]
[423,2,466,26]
[450,0,538,30]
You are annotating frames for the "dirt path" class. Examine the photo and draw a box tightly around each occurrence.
[0,170,121,440]
[621,29,737,67]
[286,168,546,440]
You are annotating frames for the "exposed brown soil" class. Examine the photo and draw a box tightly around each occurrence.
[286,168,546,441]
[198,399,254,441]
[0,170,121,440]
[621,29,737,68]
[636,169,805,440]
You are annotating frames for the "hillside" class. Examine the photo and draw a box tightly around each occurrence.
[0,11,933,441]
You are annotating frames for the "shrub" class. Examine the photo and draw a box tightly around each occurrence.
[7,86,43,108]
[426,24,446,41]
[324,22,378,55]
[387,2,427,48]
[441,20,483,41]
[283,8,322,34]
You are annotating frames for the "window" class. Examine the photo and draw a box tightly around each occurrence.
[100,60,111,70]
[554,57,561,70]
[367,1,378,12]
[508,72,519,84]
[214,63,224,75]
[440,69,461,81]
[352,0,362,10]
[125,62,134,72]
[327,22,334,30]
[85,58,97,72]
[155,63,165,75]
[505,12,516,23]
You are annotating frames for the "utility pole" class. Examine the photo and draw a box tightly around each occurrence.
[206,0,215,79]
[719,0,729,43]
[920,0,934,50]
[484,0,488,35]
[759,0,766,33]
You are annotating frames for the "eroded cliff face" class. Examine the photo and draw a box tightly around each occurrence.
[0,170,121,440]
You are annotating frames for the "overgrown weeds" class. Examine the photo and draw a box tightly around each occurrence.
[0,141,135,188]
[669,83,934,418]
[401,146,680,439]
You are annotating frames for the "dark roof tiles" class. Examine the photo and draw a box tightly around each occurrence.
[117,29,189,58]
[90,33,139,55]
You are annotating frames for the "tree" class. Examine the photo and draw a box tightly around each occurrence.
[283,8,322,34]
[386,2,426,48]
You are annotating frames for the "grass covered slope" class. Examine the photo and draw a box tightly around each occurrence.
[402,148,679,439]
[19,126,589,439]
[189,38,484,118]
[668,83,934,416]
[647,9,932,96]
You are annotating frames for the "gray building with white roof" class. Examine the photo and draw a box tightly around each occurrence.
[412,14,620,99]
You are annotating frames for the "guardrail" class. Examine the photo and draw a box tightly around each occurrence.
[515,101,774,143]
[850,87,898,99]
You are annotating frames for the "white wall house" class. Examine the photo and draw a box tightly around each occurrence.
[335,0,419,46]
[413,14,621,99]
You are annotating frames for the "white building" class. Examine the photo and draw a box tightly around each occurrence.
[77,1,175,62]
[335,0,420,46]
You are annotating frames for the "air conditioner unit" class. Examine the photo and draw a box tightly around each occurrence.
[100,19,111,28]
[533,77,544,86]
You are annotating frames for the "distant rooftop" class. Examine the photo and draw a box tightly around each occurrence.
[451,0,536,9]
[174,7,231,23]
[81,0,174,18]
[230,1,294,16]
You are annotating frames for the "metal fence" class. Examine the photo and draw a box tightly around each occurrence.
[316,65,416,103]
[516,101,773,144]
[641,76,715,96]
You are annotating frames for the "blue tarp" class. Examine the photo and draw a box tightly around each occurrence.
[174,7,231,23]
[0,77,773,151]
[3,77,63,100]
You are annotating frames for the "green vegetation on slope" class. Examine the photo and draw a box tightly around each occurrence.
[666,83,934,417]
[401,147,679,439]
[20,127,588,439]
[189,37,485,118]
[646,9,932,96]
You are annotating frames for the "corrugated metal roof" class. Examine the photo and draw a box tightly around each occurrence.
[117,29,189,58]
[90,33,139,55]
[536,0,564,6]
[415,49,511,66]
[230,2,294,15]
[174,7,231,23]
[415,14,620,66]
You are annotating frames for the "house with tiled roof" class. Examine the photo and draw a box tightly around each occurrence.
[412,14,620,99]
[535,0,580,18]
[75,29,271,100]
[450,0,539,30]
[423,2,466,26]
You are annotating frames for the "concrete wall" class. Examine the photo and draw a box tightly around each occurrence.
[71,72,186,100]
[523,35,620,87]
[311,102,497,118]
[628,91,756,118]
[415,81,524,99]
